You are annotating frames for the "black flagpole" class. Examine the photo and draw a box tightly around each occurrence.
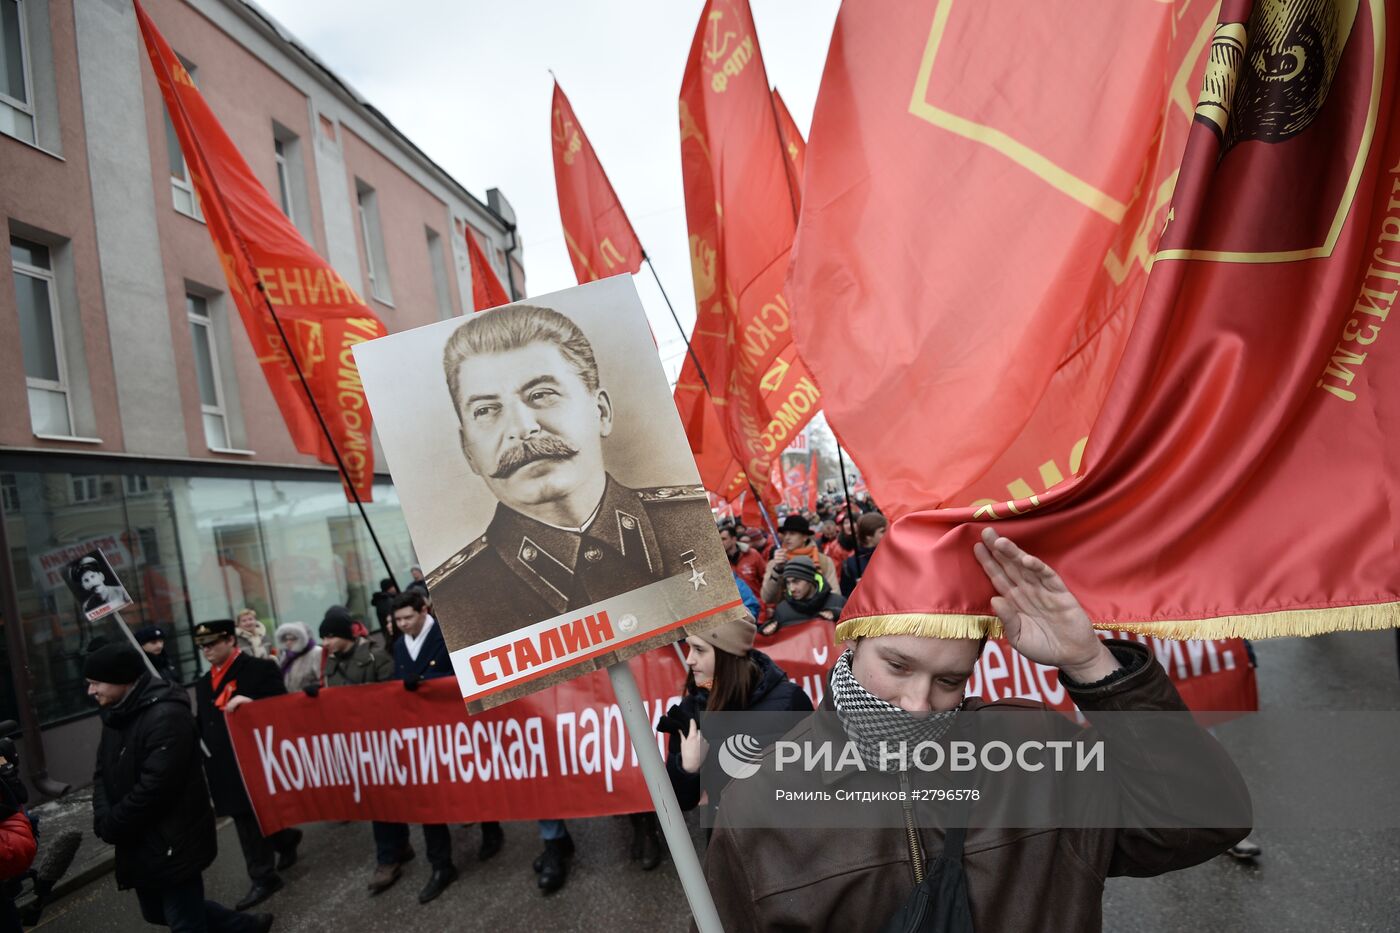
[256,284,400,592]
[642,252,780,540]
[644,252,711,396]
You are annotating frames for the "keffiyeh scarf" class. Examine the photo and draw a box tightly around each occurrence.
[831,648,959,771]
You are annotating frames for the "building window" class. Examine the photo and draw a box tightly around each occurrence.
[123,474,151,495]
[70,474,99,503]
[0,0,35,145]
[273,137,294,222]
[187,293,230,449]
[0,0,35,144]
[425,227,452,319]
[355,179,391,304]
[164,55,202,220]
[11,236,74,437]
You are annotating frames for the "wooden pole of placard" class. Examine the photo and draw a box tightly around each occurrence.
[607,662,723,933]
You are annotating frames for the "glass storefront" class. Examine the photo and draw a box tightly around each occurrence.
[0,460,417,726]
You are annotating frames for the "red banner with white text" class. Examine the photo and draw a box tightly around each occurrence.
[228,625,1254,833]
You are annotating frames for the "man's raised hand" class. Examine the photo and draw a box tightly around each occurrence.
[972,527,1118,683]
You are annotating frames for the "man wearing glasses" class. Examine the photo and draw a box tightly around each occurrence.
[192,619,303,912]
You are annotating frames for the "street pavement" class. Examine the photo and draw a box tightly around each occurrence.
[32,629,1400,932]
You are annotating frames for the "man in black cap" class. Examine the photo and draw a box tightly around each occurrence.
[191,620,302,912]
[758,514,840,605]
[765,555,847,634]
[314,607,423,897]
[133,625,177,682]
[86,643,271,932]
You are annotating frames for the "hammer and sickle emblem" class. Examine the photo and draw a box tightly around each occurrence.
[704,10,735,64]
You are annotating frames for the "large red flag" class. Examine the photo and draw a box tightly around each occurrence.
[771,87,806,208]
[135,2,384,501]
[551,81,644,283]
[788,0,1217,520]
[464,225,511,311]
[822,0,1400,642]
[675,0,821,506]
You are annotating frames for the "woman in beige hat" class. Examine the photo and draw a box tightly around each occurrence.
[662,615,814,837]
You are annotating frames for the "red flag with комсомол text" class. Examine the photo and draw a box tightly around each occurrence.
[551,81,644,284]
[135,1,384,502]
[676,0,821,509]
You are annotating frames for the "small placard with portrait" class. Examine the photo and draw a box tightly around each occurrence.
[63,548,134,623]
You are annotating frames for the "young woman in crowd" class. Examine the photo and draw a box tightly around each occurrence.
[664,615,813,834]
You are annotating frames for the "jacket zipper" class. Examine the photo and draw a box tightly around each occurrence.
[899,770,924,884]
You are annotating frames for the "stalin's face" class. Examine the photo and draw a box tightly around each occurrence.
[454,341,613,513]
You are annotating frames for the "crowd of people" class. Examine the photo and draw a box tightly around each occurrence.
[64,488,1264,932]
[62,491,887,930]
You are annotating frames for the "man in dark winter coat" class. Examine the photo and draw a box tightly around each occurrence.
[765,556,846,633]
[192,620,302,912]
[313,610,419,897]
[387,592,505,903]
[369,579,399,636]
[319,614,394,689]
[86,643,270,932]
[134,625,179,682]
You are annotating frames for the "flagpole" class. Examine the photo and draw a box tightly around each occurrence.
[643,252,712,397]
[835,444,873,579]
[255,286,401,591]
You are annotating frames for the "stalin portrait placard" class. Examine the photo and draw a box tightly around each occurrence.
[354,276,746,710]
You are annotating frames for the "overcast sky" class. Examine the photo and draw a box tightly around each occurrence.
[255,0,842,381]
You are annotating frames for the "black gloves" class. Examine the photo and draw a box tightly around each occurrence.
[403,674,421,692]
[656,703,696,738]
[302,683,320,698]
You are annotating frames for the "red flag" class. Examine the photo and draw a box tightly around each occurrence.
[676,0,821,507]
[551,81,644,283]
[676,372,748,503]
[771,88,806,207]
[831,0,1400,642]
[135,2,384,502]
[463,224,511,311]
[787,0,1216,519]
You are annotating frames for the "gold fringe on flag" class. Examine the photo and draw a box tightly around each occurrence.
[833,601,1400,644]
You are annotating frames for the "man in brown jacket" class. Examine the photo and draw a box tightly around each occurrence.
[705,528,1251,931]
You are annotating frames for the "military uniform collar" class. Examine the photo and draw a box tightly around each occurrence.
[486,474,660,615]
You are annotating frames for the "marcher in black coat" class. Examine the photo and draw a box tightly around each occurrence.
[94,673,216,888]
[192,619,301,913]
[665,619,813,831]
[85,643,269,932]
[384,592,466,904]
[133,624,179,682]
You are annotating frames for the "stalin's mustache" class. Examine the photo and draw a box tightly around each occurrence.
[492,434,579,480]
